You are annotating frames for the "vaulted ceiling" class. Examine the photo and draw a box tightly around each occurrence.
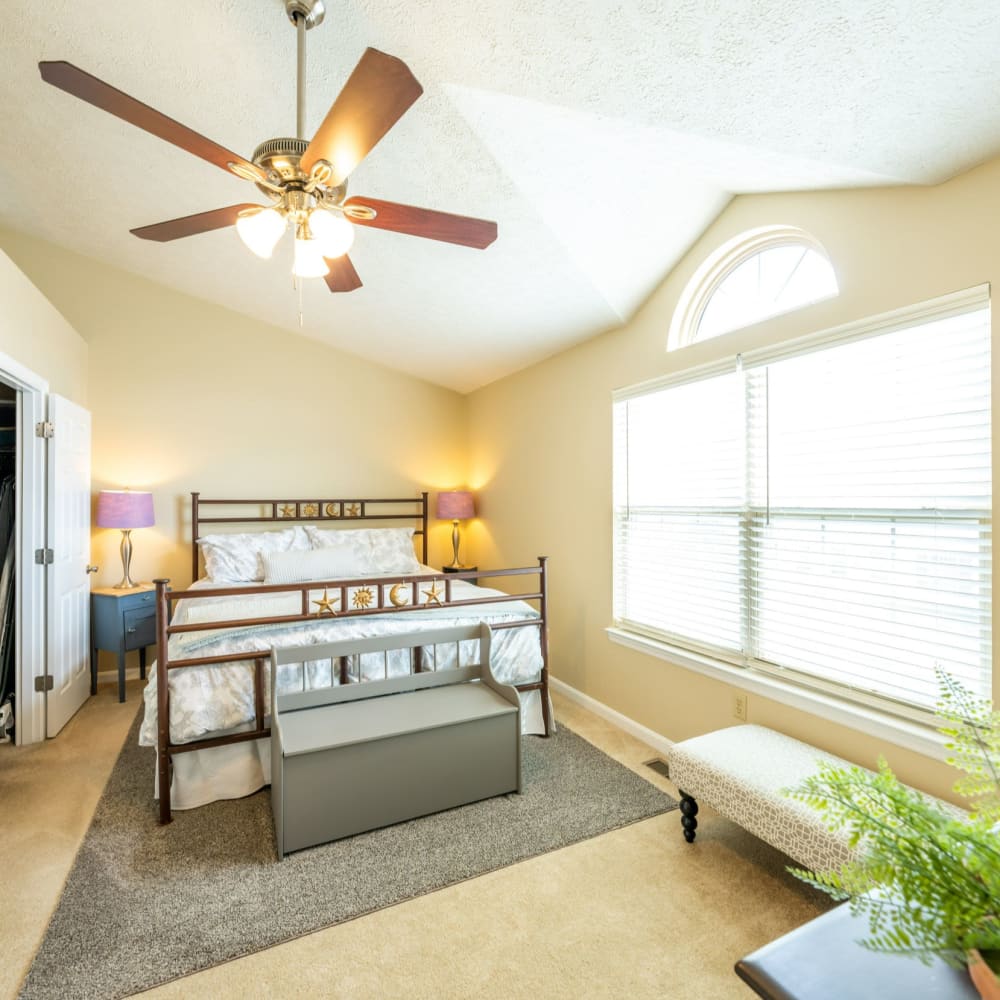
[2,1,999,391]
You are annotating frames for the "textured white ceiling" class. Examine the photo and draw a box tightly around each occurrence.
[2,1,999,391]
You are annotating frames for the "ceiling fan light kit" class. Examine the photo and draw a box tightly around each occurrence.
[38,0,497,294]
[236,207,286,259]
[307,207,355,258]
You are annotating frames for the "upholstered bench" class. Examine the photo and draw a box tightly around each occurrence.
[667,724,863,872]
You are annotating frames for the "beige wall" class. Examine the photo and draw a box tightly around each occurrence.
[0,248,88,403]
[0,229,468,590]
[467,156,1000,802]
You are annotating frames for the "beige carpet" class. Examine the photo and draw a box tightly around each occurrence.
[1,683,828,999]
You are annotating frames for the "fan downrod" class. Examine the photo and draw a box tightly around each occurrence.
[285,0,325,29]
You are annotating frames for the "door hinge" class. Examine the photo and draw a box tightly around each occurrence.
[34,675,54,693]
[35,421,54,439]
[34,548,54,565]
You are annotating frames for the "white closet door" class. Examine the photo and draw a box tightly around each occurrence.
[45,394,91,736]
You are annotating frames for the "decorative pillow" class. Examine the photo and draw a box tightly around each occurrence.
[304,527,376,566]
[198,528,304,583]
[305,526,421,575]
[364,527,422,575]
[288,526,312,551]
[262,545,370,584]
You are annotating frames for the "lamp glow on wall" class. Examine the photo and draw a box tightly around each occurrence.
[436,490,475,569]
[96,490,155,589]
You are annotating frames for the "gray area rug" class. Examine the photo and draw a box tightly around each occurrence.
[20,712,676,999]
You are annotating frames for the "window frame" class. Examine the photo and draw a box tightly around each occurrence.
[618,284,992,755]
[668,225,838,351]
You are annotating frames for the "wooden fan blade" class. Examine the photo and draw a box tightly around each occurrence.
[130,204,260,242]
[38,61,264,181]
[324,255,363,293]
[300,48,423,185]
[344,197,497,249]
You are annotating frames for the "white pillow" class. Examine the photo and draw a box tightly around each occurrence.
[262,545,370,584]
[305,526,421,575]
[197,527,309,583]
[303,527,376,567]
[365,527,422,575]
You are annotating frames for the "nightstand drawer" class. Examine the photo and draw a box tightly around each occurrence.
[123,608,156,651]
[119,590,156,612]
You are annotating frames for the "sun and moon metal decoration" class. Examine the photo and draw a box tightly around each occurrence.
[309,578,442,616]
[311,588,339,614]
[278,501,362,518]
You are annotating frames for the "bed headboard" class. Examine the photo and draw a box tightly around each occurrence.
[190,491,429,581]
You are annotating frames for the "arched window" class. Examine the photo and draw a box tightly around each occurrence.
[669,226,838,350]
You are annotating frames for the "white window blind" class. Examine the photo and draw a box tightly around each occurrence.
[613,289,992,717]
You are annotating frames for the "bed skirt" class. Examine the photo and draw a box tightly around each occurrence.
[154,688,550,809]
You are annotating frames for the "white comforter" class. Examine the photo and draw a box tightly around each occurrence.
[139,574,543,747]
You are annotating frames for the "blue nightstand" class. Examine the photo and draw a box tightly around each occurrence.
[442,565,478,586]
[91,584,156,702]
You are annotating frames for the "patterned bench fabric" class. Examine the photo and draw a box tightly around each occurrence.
[668,724,860,872]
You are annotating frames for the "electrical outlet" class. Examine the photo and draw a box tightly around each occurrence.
[733,693,748,722]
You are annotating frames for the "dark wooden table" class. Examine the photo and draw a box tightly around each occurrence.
[736,904,977,999]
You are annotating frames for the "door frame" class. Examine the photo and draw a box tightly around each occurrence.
[0,349,47,745]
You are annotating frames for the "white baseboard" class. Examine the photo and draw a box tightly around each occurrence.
[550,676,674,758]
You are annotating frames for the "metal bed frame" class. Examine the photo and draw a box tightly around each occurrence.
[153,491,551,824]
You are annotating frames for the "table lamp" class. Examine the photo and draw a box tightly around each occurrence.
[436,490,475,569]
[96,490,155,589]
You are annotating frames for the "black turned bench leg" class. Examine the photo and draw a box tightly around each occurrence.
[679,791,699,843]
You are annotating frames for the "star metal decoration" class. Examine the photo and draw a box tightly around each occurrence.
[352,587,374,609]
[422,581,443,605]
[312,589,339,615]
[280,504,296,518]
[346,503,361,517]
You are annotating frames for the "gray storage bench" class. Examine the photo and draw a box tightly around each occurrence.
[270,623,521,858]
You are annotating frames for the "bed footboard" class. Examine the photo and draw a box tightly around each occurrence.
[153,558,551,824]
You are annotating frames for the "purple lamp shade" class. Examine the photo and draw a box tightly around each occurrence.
[96,490,155,529]
[436,490,475,520]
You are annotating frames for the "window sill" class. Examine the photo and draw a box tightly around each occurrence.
[605,627,949,762]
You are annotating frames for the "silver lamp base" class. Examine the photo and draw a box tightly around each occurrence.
[446,519,463,569]
[113,529,139,589]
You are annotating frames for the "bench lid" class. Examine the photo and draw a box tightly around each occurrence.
[277,681,517,756]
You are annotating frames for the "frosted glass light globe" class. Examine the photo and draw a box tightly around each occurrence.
[293,237,331,278]
[308,208,355,259]
[235,207,286,259]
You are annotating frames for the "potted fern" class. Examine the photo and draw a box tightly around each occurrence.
[787,670,1000,998]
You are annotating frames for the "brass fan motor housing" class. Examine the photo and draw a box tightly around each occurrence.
[252,137,308,184]
[251,137,347,204]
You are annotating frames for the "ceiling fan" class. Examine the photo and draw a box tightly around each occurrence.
[37,0,497,293]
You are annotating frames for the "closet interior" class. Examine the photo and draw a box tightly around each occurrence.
[0,382,16,742]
